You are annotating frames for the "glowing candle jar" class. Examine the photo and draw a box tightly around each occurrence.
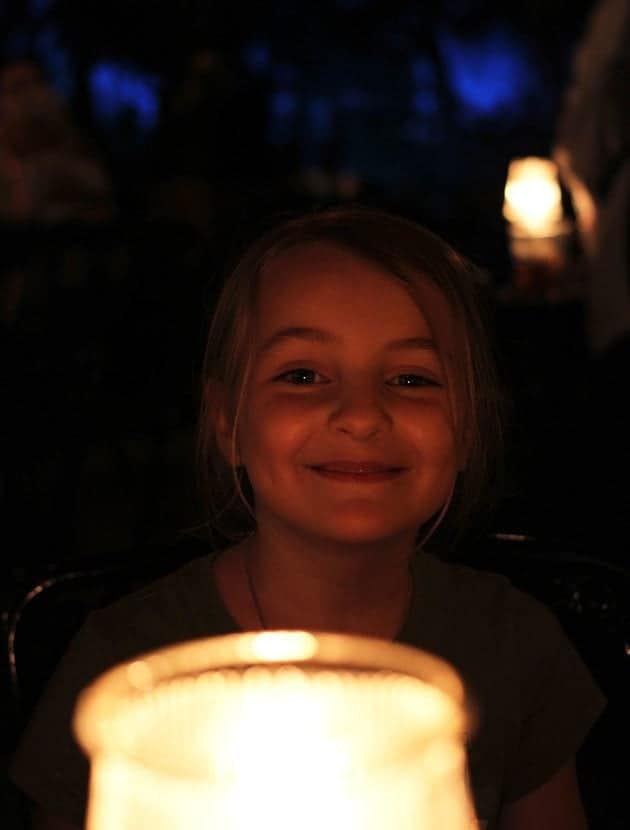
[74,631,477,830]
[503,157,572,300]
[503,157,564,236]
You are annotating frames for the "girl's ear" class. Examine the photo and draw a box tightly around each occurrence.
[204,378,240,467]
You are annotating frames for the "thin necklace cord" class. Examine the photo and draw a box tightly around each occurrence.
[243,547,414,633]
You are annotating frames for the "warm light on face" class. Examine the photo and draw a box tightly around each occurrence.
[75,632,477,829]
[503,157,563,236]
[232,243,460,551]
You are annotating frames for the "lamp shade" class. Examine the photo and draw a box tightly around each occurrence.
[74,631,476,829]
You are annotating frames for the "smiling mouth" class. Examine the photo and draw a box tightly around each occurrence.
[308,467,406,483]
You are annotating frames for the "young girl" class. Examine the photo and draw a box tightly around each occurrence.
[11,206,604,829]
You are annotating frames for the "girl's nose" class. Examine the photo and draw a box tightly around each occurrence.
[329,382,391,438]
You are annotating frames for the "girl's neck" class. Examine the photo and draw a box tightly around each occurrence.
[220,529,416,638]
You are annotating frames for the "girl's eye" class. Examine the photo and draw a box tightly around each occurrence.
[275,368,326,384]
[274,370,441,388]
[389,374,442,388]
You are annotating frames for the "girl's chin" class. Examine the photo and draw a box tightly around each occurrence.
[298,520,421,548]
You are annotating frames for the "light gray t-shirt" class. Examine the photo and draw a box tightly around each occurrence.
[10,549,606,828]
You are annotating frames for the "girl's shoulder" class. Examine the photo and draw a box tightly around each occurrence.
[414,550,519,613]
[408,550,580,666]
[87,545,238,650]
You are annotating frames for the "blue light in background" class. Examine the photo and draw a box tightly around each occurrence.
[438,25,539,119]
[406,53,442,144]
[307,97,333,140]
[411,55,437,86]
[89,62,160,134]
[268,89,297,144]
[242,40,271,75]
[271,90,297,118]
[412,89,439,116]
[35,27,75,98]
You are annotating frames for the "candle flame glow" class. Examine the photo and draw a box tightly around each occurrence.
[503,157,563,236]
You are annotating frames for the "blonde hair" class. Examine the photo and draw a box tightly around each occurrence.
[197,205,505,549]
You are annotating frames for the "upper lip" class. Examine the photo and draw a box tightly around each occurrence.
[309,461,406,473]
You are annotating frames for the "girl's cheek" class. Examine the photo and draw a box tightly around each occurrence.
[264,393,330,416]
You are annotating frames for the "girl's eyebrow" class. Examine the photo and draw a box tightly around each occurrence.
[260,325,436,354]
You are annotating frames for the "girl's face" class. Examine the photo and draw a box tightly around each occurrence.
[225,242,461,549]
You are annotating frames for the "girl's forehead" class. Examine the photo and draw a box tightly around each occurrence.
[254,241,460,350]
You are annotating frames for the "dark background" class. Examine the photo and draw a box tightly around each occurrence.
[2,0,625,582]
[4,6,630,827]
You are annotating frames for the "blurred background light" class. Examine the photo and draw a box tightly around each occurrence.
[242,40,271,75]
[89,61,161,135]
[438,25,542,120]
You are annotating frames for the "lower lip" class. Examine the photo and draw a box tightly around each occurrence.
[309,468,405,483]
